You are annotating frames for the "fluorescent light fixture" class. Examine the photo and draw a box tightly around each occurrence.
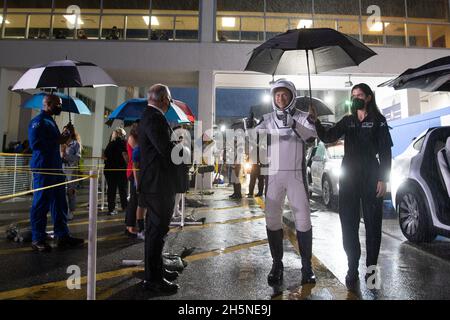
[369,22,389,32]
[222,17,236,28]
[325,95,334,105]
[297,19,313,29]
[0,15,11,24]
[63,14,84,25]
[262,93,271,104]
[220,125,226,132]
[143,16,160,26]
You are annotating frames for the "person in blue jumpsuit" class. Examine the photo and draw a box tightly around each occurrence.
[313,83,393,286]
[28,94,84,252]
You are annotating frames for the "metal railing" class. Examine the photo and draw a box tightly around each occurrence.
[0,153,33,198]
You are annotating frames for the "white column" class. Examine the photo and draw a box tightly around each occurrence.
[400,89,421,118]
[0,68,22,151]
[116,87,126,105]
[200,0,215,43]
[92,87,106,158]
[195,69,215,190]
[133,87,140,98]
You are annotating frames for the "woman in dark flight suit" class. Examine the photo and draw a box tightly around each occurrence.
[313,83,393,285]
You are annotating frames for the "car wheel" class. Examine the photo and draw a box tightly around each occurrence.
[322,177,334,209]
[397,186,435,243]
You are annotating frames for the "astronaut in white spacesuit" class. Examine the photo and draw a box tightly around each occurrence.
[256,79,317,285]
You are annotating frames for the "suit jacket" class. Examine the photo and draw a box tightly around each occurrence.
[138,106,176,195]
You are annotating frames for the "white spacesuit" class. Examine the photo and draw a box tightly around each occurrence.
[256,79,317,285]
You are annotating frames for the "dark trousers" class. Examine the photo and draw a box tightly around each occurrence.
[248,164,265,195]
[125,176,138,227]
[339,172,383,272]
[104,171,128,212]
[143,193,176,282]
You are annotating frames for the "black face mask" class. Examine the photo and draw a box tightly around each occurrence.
[53,107,62,116]
[351,98,365,113]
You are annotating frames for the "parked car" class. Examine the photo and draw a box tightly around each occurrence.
[307,140,344,209]
[391,126,450,243]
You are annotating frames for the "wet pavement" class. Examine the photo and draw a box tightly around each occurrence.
[0,185,450,300]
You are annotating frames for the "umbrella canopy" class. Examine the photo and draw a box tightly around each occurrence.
[295,96,333,116]
[12,59,117,91]
[378,56,450,92]
[245,28,376,76]
[21,92,91,115]
[106,98,194,126]
[245,28,376,113]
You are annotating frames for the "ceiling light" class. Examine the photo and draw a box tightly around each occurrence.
[369,22,389,32]
[0,16,11,24]
[297,19,313,29]
[222,17,236,28]
[143,16,159,26]
[63,15,84,25]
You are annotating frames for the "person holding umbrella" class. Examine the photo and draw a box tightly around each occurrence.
[256,79,317,286]
[311,83,393,286]
[28,94,84,252]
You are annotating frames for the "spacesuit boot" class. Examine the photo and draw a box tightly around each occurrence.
[297,228,316,285]
[267,228,284,284]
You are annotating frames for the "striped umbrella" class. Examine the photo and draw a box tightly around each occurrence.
[12,59,116,91]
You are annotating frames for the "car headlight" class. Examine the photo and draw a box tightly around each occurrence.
[332,167,343,177]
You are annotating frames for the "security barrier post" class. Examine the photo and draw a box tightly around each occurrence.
[87,170,98,300]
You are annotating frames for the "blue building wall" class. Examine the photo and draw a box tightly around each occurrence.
[388,107,450,157]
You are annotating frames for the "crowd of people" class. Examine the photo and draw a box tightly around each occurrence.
[22,77,392,294]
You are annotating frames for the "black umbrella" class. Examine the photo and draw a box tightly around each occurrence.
[11,59,117,91]
[378,56,450,92]
[295,96,333,116]
[245,28,376,111]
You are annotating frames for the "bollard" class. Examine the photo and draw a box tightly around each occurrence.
[87,170,98,300]
[181,193,185,228]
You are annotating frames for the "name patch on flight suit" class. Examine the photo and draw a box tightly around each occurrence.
[362,122,374,128]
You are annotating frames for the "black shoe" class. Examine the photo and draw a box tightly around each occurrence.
[56,235,84,248]
[246,193,254,198]
[228,193,237,198]
[301,269,316,285]
[142,279,179,294]
[267,262,283,284]
[345,270,359,286]
[163,269,179,281]
[31,240,52,252]
[255,193,263,197]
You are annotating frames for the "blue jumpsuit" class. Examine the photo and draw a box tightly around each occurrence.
[29,112,69,242]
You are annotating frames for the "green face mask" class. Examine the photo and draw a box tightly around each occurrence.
[351,98,365,113]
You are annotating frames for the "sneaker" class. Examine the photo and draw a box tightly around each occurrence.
[137,231,145,241]
[56,235,84,248]
[31,240,52,252]
[107,210,118,216]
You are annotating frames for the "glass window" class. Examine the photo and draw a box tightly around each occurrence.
[126,15,148,40]
[313,19,336,30]
[430,24,450,48]
[150,15,174,40]
[315,144,325,160]
[407,23,429,47]
[407,0,449,20]
[6,0,52,13]
[241,16,264,41]
[337,20,361,40]
[103,0,150,10]
[152,0,199,11]
[385,22,406,46]
[101,15,124,39]
[361,0,406,19]
[266,0,312,15]
[54,0,101,12]
[217,0,264,13]
[362,20,386,45]
[265,18,290,39]
[174,16,198,41]
[52,13,76,39]
[216,16,241,41]
[314,0,360,17]
[28,14,51,39]
[3,14,26,38]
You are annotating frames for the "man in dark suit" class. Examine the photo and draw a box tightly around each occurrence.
[138,84,179,294]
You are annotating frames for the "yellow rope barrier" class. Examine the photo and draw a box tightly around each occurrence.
[0,175,94,202]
